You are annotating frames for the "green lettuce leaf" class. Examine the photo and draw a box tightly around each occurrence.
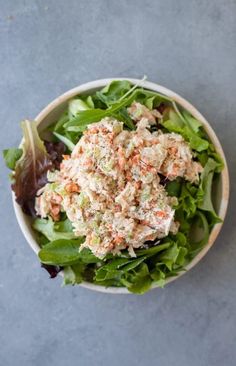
[64,82,171,131]
[38,238,85,266]
[63,263,85,285]
[162,106,209,152]
[53,132,75,151]
[197,158,222,224]
[38,237,100,267]
[68,98,91,118]
[124,263,152,294]
[3,148,23,170]
[33,217,75,242]
[188,210,210,256]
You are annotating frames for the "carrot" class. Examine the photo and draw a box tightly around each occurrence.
[118,157,126,170]
[62,154,70,160]
[134,182,141,190]
[114,236,124,244]
[155,211,167,218]
[169,147,178,155]
[132,154,140,164]
[65,182,80,193]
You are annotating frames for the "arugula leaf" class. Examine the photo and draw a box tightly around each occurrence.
[3,148,23,170]
[135,242,171,256]
[96,80,131,105]
[95,256,147,282]
[94,244,173,290]
[112,108,135,130]
[64,85,171,131]
[33,217,75,242]
[96,257,134,272]
[64,109,108,128]
[121,257,147,271]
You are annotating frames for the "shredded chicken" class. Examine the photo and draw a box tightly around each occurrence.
[35,109,202,258]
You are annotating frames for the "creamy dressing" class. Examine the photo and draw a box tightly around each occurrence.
[35,107,202,258]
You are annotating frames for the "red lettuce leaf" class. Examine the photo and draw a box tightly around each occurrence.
[11,120,65,216]
[41,263,62,278]
[44,140,66,170]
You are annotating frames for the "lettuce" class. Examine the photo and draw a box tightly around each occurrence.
[63,264,85,285]
[38,237,101,266]
[96,80,132,105]
[64,81,171,131]
[3,148,22,170]
[4,80,225,294]
[38,238,85,266]
[197,158,223,226]
[124,263,152,294]
[33,217,75,242]
[3,122,66,216]
[162,105,209,152]
[11,120,53,215]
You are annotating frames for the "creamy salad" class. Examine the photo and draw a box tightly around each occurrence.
[35,103,202,258]
[4,79,222,293]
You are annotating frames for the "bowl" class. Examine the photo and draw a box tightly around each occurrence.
[12,78,230,294]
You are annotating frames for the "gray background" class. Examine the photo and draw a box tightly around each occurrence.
[0,1,235,365]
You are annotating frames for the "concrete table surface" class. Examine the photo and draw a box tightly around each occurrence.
[0,1,235,365]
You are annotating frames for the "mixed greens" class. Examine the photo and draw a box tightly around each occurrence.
[3,80,223,294]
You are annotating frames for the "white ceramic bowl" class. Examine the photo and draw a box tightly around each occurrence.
[13,78,230,294]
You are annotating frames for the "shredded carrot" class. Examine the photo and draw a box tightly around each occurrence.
[114,236,124,244]
[132,154,140,164]
[65,182,80,193]
[62,154,70,160]
[155,211,167,218]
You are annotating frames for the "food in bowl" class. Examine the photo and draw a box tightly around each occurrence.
[3,79,226,294]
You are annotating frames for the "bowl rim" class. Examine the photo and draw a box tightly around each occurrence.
[12,78,230,294]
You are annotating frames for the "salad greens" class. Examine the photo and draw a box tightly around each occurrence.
[3,148,23,170]
[3,79,224,294]
[10,120,54,215]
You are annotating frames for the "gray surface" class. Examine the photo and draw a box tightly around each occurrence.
[0,1,235,365]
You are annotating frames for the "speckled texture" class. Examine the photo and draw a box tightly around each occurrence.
[0,1,235,365]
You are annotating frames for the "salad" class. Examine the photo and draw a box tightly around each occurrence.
[3,80,223,294]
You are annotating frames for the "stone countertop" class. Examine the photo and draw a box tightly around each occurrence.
[0,1,235,365]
